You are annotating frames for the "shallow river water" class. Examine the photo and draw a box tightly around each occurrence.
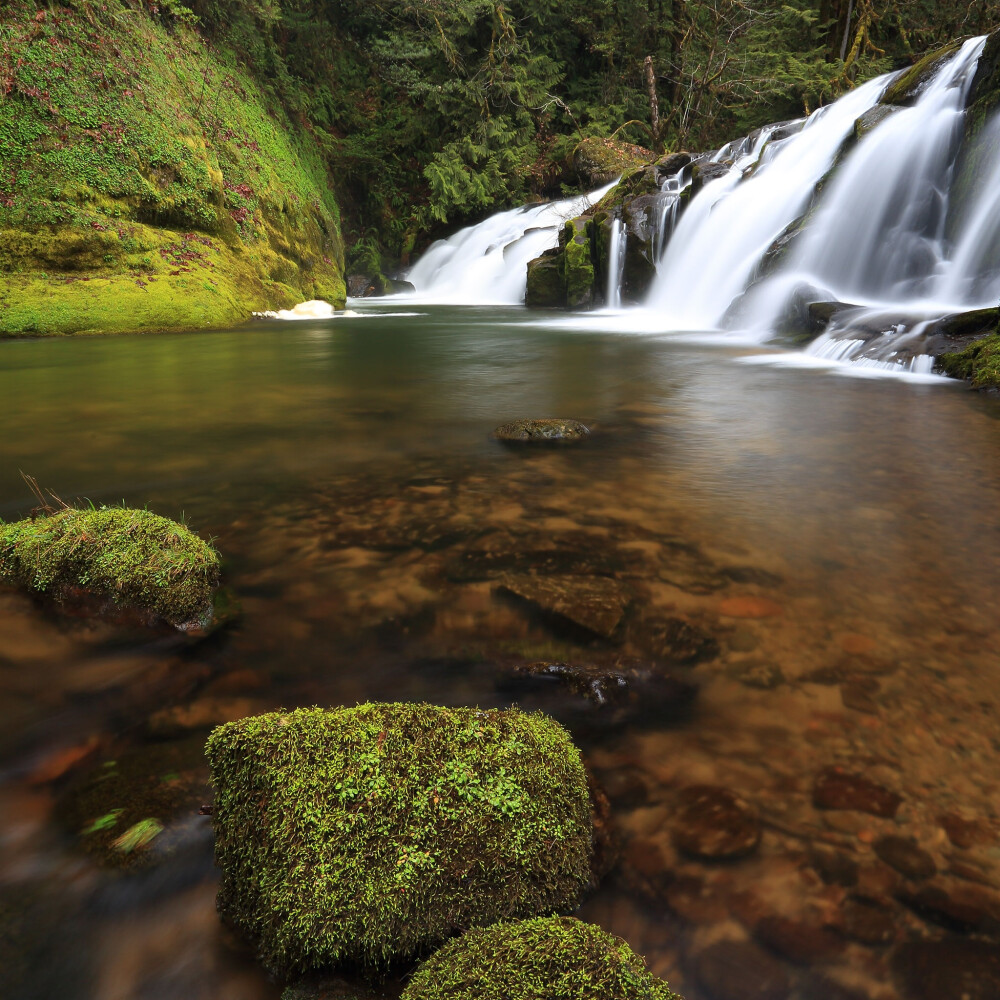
[2,304,999,1000]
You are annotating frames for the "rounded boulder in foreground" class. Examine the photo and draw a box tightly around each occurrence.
[401,916,681,1000]
[492,418,591,444]
[206,704,594,976]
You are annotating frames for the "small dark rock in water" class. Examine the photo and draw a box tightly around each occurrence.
[841,895,897,945]
[754,914,844,964]
[796,972,869,1000]
[892,940,1000,1000]
[671,785,761,860]
[810,847,859,887]
[496,574,629,640]
[840,679,880,714]
[492,418,591,444]
[633,615,720,665]
[896,880,1000,933]
[873,835,936,879]
[813,767,902,818]
[694,940,791,1000]
[500,658,698,728]
[597,767,649,809]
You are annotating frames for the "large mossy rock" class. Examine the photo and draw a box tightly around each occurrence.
[560,219,597,309]
[401,916,681,1000]
[939,332,1000,389]
[0,5,345,336]
[206,704,594,976]
[0,506,220,628]
[574,137,654,188]
[525,249,566,308]
[881,39,964,107]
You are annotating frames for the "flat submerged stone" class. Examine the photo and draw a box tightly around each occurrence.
[492,418,591,444]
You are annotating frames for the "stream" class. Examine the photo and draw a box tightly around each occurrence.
[2,304,999,1000]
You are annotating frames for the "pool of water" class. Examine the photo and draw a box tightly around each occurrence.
[2,304,999,1000]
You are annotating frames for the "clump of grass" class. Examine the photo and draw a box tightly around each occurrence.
[0,497,220,627]
[206,703,594,976]
[402,916,681,1000]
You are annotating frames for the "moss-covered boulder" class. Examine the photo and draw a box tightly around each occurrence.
[0,506,220,628]
[939,333,1000,389]
[525,249,566,308]
[560,219,597,309]
[401,916,680,1000]
[206,703,594,976]
[574,137,653,188]
[0,4,345,336]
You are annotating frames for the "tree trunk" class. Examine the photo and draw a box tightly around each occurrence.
[644,55,662,152]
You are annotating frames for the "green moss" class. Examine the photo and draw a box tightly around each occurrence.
[525,252,565,308]
[0,506,220,627]
[205,703,594,976]
[939,333,1000,388]
[0,3,345,335]
[574,137,653,187]
[560,219,595,310]
[881,39,963,107]
[401,916,680,1000]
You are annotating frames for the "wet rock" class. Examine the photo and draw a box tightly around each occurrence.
[525,250,565,308]
[694,940,792,1000]
[810,847,860,887]
[722,566,784,587]
[496,574,629,640]
[498,658,698,731]
[587,769,619,884]
[840,679,880,714]
[622,836,672,900]
[447,530,626,582]
[754,914,844,964]
[896,880,1000,933]
[854,104,903,141]
[690,161,732,198]
[892,940,1000,1000]
[938,812,997,849]
[732,661,785,690]
[840,895,897,945]
[718,596,783,619]
[491,418,591,445]
[632,615,720,665]
[813,768,902,819]
[881,39,964,106]
[873,835,936,880]
[147,697,267,738]
[671,785,761,860]
[655,151,692,178]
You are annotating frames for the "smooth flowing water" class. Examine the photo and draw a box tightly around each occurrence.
[2,306,1000,1000]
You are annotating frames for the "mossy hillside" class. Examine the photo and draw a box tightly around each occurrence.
[939,333,1000,388]
[401,916,681,1000]
[206,703,594,975]
[0,2,344,335]
[0,506,220,627]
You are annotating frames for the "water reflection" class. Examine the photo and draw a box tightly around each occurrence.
[1,305,999,1000]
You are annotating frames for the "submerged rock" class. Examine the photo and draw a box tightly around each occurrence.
[892,940,1000,1000]
[206,703,594,975]
[671,785,761,860]
[694,940,791,1000]
[496,573,630,640]
[401,916,680,1000]
[812,767,902,818]
[492,418,591,444]
[0,506,221,629]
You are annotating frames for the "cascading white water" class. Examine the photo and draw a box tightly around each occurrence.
[742,36,990,371]
[644,75,887,328]
[399,33,1000,380]
[605,218,627,309]
[404,181,616,304]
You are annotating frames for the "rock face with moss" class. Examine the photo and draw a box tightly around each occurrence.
[0,4,345,336]
[206,703,594,976]
[0,506,220,627]
[401,916,680,1000]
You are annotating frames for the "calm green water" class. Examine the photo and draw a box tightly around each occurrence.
[2,304,1000,1000]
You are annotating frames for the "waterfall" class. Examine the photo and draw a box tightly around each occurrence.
[605,218,627,309]
[740,36,990,371]
[401,33,1000,379]
[404,181,616,304]
[645,75,887,328]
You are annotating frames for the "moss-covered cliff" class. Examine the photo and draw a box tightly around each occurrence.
[0,2,345,336]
